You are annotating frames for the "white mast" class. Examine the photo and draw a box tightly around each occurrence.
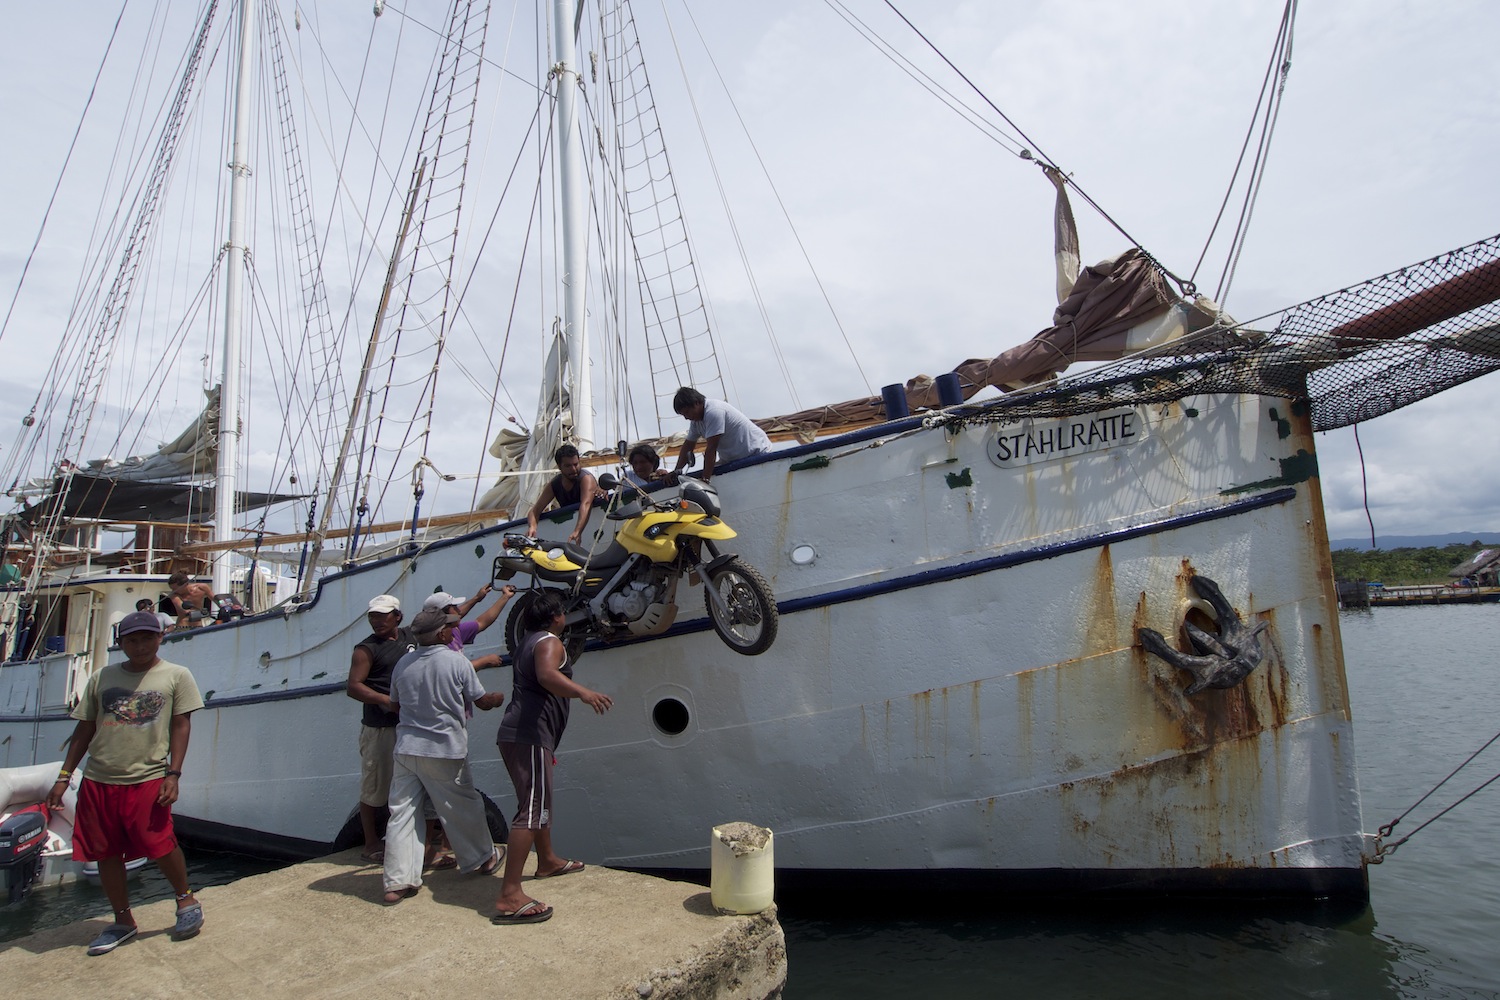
[214,0,257,596]
[552,0,593,452]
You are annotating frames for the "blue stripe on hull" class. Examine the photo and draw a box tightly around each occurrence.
[0,486,1296,723]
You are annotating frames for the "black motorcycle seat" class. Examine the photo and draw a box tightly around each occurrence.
[562,539,631,570]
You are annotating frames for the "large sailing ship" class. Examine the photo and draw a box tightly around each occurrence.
[2,0,1498,899]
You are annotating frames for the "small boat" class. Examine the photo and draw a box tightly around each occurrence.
[0,762,147,904]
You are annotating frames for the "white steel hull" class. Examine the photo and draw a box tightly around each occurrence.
[0,391,1368,897]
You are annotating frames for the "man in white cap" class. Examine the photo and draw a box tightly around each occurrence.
[381,606,506,904]
[422,583,516,669]
[47,610,205,954]
[345,594,416,862]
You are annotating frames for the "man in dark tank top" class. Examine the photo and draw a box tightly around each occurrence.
[345,594,417,862]
[491,590,613,924]
[525,443,606,545]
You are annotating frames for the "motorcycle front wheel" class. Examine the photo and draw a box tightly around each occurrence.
[704,559,778,655]
[504,591,588,665]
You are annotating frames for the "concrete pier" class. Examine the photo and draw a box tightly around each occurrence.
[1,850,786,999]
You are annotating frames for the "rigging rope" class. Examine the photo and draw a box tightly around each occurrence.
[874,0,1172,285]
[675,0,874,400]
[645,0,800,411]
[1372,728,1500,860]
[264,7,347,478]
[1190,0,1297,296]
[40,2,223,485]
[349,0,491,532]
[1353,422,1377,550]
[0,0,132,353]
[823,0,1026,157]
[600,0,731,422]
[1211,0,1297,307]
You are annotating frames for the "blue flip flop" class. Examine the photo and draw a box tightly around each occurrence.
[87,923,138,956]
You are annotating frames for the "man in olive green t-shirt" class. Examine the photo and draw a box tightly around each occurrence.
[47,610,206,956]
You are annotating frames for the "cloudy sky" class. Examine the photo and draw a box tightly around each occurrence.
[0,0,1496,545]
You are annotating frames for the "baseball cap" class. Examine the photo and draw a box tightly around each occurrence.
[367,594,401,614]
[410,607,460,639]
[422,591,464,611]
[117,610,164,637]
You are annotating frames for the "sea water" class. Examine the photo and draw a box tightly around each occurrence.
[4,606,1499,998]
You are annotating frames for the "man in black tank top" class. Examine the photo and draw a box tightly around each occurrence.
[491,590,613,924]
[346,594,417,862]
[525,444,605,545]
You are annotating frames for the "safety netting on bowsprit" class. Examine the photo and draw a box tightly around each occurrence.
[955,232,1500,433]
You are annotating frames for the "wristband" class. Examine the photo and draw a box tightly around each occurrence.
[165,769,183,778]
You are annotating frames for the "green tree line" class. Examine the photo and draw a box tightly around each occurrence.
[1331,540,1499,585]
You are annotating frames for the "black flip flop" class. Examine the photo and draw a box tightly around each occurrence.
[490,900,553,924]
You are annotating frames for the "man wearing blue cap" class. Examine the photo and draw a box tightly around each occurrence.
[47,610,205,955]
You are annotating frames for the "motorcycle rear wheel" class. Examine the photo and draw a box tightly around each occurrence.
[704,559,778,655]
[504,591,588,664]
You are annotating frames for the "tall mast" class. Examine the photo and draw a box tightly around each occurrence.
[552,0,593,452]
[214,0,257,595]
[304,157,427,588]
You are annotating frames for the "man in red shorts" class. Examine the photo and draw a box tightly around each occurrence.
[46,610,205,955]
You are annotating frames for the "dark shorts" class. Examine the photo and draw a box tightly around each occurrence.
[498,742,553,830]
[72,777,178,862]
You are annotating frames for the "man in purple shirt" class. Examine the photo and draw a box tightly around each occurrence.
[422,585,516,670]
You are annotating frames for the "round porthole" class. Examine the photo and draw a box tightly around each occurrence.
[652,697,690,736]
[790,544,817,566]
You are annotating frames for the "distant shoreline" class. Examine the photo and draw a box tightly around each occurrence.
[1330,532,1500,551]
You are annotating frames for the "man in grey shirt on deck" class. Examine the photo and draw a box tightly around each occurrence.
[380,607,504,905]
[669,385,771,482]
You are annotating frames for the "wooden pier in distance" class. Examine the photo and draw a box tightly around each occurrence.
[1366,583,1500,607]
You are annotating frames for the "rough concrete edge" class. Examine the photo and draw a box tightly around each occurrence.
[609,905,787,1000]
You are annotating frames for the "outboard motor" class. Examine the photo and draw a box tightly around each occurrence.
[0,807,49,904]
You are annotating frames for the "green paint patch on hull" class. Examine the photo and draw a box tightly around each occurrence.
[1221,449,1318,495]
[945,467,973,489]
[1269,406,1293,440]
[790,455,831,472]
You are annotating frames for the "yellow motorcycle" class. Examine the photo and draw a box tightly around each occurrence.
[492,475,778,661]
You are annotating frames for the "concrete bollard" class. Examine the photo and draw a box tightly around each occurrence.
[709,822,774,915]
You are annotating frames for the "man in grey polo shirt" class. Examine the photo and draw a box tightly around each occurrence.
[380,607,505,905]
